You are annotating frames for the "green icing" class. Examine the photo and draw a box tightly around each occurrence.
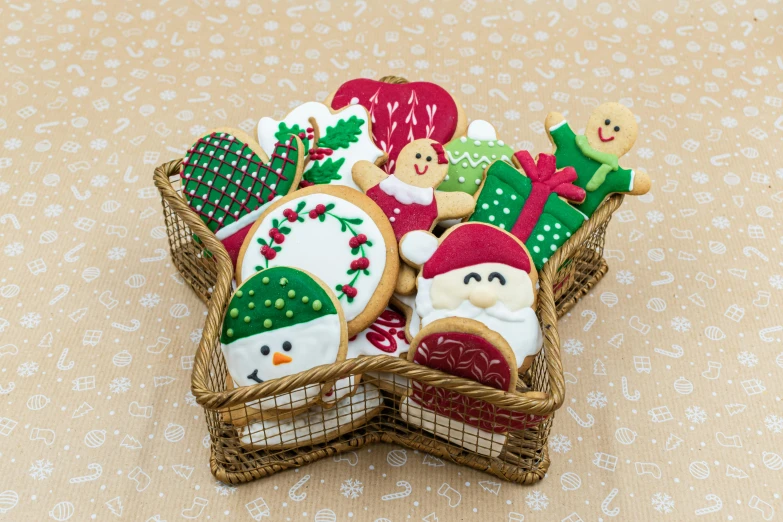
[303,157,345,184]
[181,132,301,233]
[439,136,514,196]
[221,267,337,344]
[575,134,619,191]
[550,122,634,217]
[469,161,586,270]
[318,115,365,150]
[275,122,311,151]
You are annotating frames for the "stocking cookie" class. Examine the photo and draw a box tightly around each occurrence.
[220,267,348,418]
[181,128,304,266]
[400,222,543,372]
[399,319,545,457]
[439,120,514,196]
[545,102,650,217]
[469,151,587,270]
[237,185,399,336]
[257,102,386,191]
[328,78,467,173]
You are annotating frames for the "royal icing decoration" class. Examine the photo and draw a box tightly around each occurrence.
[331,78,462,173]
[439,120,514,196]
[181,130,303,264]
[402,223,543,365]
[257,102,385,191]
[239,189,391,330]
[469,151,587,270]
[220,267,345,412]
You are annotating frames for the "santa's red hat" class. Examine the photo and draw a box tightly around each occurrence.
[419,223,531,279]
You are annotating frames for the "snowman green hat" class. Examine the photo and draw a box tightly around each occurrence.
[220,266,347,392]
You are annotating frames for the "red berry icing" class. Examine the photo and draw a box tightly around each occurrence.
[342,285,358,298]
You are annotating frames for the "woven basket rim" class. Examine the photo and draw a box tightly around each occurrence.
[154,157,619,417]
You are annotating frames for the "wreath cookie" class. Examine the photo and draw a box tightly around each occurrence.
[257,102,387,191]
[237,185,399,336]
[180,127,304,265]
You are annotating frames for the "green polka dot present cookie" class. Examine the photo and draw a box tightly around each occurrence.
[220,266,348,415]
[469,151,587,270]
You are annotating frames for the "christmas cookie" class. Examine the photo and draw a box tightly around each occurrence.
[439,120,514,196]
[240,383,383,449]
[399,319,545,457]
[257,102,386,191]
[400,222,543,373]
[328,78,467,173]
[220,267,348,417]
[469,151,587,270]
[390,293,421,342]
[237,185,399,336]
[545,102,650,217]
[181,128,304,265]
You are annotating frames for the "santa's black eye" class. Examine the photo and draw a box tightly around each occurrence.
[488,272,506,285]
[415,153,422,159]
[614,126,620,132]
[426,156,432,162]
[261,345,270,356]
[282,341,292,352]
[463,273,481,284]
[604,119,611,125]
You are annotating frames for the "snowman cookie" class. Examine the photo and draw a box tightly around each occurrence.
[220,267,348,419]
[257,102,386,191]
[439,120,514,196]
[545,102,650,217]
[237,185,399,336]
[180,128,305,266]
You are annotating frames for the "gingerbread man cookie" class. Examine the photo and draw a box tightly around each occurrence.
[545,102,650,217]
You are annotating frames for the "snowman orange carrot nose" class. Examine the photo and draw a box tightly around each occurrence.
[273,352,292,365]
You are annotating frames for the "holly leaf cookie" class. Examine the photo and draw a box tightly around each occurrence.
[237,185,400,336]
[328,78,467,173]
[181,128,304,265]
[220,267,348,416]
[257,102,386,191]
[469,151,587,270]
[439,120,515,196]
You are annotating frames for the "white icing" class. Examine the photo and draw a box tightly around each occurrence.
[257,102,384,191]
[214,197,279,240]
[466,120,498,141]
[399,230,438,266]
[548,119,569,132]
[240,383,382,448]
[221,314,342,411]
[399,397,506,457]
[378,175,434,205]
[240,193,387,323]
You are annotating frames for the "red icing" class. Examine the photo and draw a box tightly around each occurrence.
[414,163,429,176]
[510,151,586,242]
[220,221,255,266]
[330,79,460,173]
[598,127,615,142]
[366,184,439,242]
[363,309,408,353]
[411,331,545,433]
[422,223,530,279]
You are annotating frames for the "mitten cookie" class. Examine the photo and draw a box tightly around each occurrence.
[545,102,650,217]
[220,267,347,418]
[399,222,543,372]
[237,185,399,336]
[469,151,587,270]
[257,102,386,191]
[328,78,467,173]
[181,128,304,265]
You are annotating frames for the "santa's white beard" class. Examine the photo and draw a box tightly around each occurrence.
[416,278,543,365]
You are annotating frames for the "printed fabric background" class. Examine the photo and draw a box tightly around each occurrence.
[1,0,782,520]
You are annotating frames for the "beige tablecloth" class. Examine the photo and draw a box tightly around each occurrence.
[1,1,781,520]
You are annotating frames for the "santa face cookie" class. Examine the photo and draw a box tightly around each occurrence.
[545,102,650,217]
[220,267,348,413]
[257,102,386,191]
[469,151,587,270]
[400,222,543,372]
[439,120,514,196]
[328,78,467,173]
[237,185,399,336]
[181,128,304,265]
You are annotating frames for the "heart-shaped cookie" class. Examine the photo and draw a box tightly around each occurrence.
[181,127,304,264]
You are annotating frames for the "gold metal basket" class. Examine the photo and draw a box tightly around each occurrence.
[154,152,621,485]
